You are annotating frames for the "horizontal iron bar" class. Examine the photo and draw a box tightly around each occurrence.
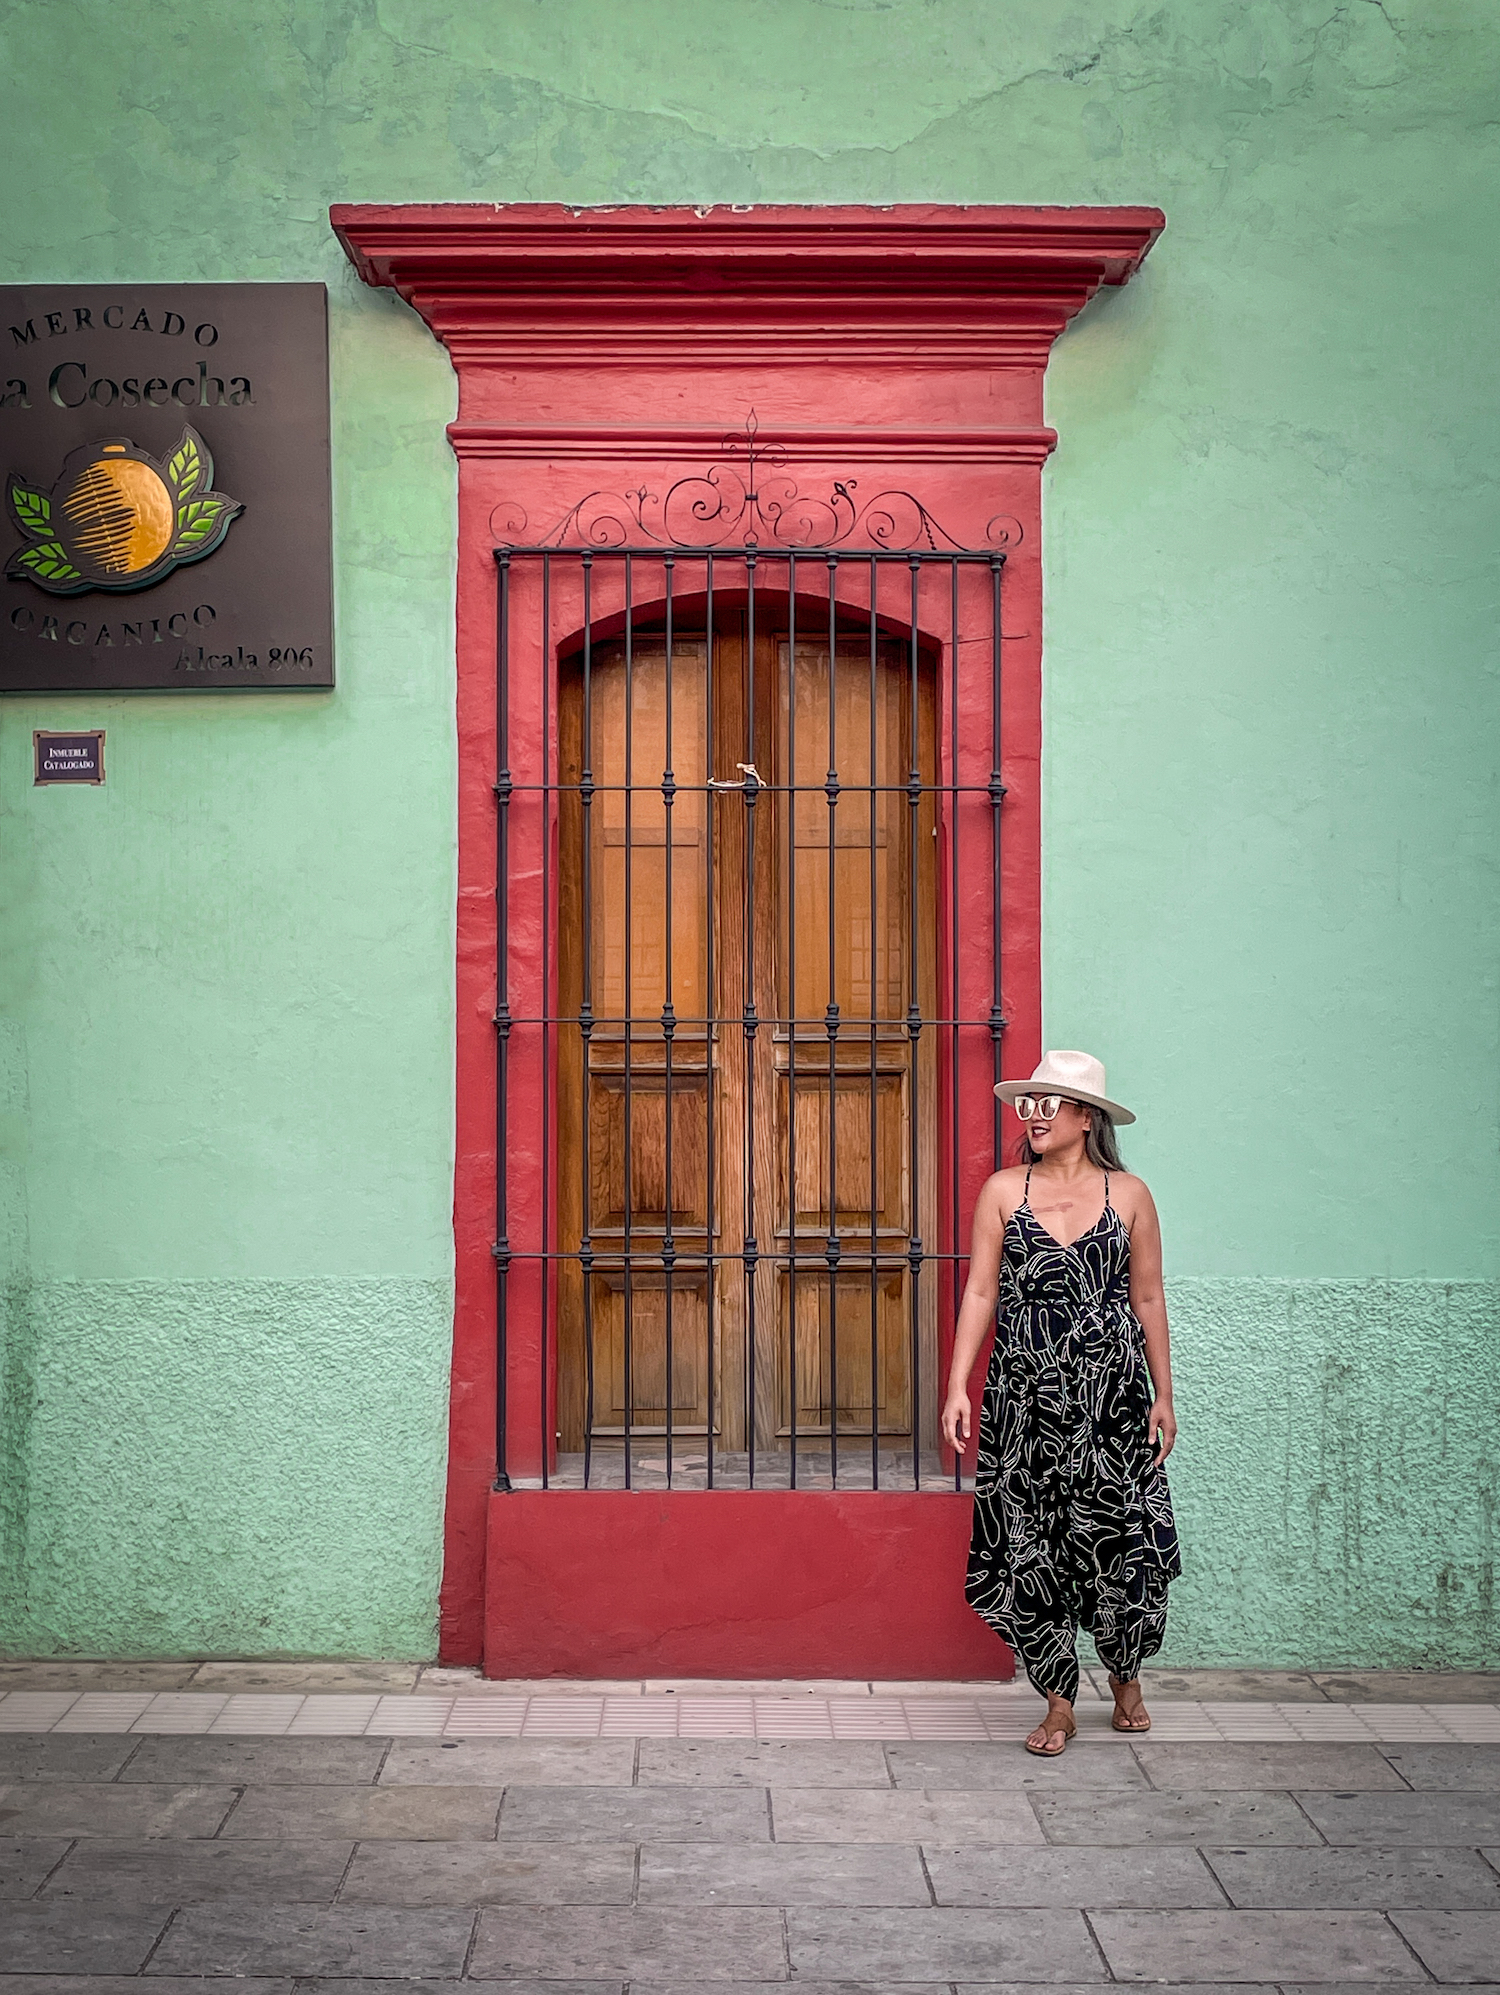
[494,546,1006,564]
[494,1013,1009,1029]
[497,781,1007,796]
[488,1248,973,1265]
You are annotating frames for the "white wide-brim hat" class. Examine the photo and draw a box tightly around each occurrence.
[994,1050,1136,1125]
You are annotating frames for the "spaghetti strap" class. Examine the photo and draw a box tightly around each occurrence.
[1023,1164,1034,1204]
[1103,1169,1112,1210]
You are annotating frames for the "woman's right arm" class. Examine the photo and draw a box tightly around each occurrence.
[940,1173,1009,1451]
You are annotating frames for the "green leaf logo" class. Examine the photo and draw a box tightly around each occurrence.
[9,483,51,539]
[173,495,230,551]
[4,426,242,595]
[166,433,202,500]
[8,541,82,585]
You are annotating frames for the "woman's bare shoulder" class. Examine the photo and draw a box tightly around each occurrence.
[989,1164,1029,1219]
[1111,1171,1157,1220]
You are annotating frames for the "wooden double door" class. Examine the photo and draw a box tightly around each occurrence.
[557,610,936,1456]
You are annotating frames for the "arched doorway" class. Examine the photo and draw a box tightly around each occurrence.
[556,598,937,1481]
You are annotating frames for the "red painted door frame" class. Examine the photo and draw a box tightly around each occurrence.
[331,204,1163,1676]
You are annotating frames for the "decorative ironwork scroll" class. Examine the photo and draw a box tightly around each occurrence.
[490,414,1023,554]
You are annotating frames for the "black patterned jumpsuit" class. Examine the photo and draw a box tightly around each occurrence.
[965,1168,1181,1701]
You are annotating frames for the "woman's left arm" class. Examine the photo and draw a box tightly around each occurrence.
[1127,1182,1177,1465]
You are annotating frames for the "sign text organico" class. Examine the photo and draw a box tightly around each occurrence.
[1,285,332,692]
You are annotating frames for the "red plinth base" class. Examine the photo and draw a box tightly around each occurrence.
[482,1489,1013,1681]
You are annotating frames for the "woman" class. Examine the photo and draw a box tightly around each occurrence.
[941,1050,1180,1756]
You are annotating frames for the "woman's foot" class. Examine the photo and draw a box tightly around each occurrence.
[1024,1696,1076,1756]
[1109,1673,1152,1732]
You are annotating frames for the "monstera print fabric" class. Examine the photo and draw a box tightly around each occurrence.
[966,1178,1181,1701]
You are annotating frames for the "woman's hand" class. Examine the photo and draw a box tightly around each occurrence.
[941,1388,972,1452]
[1148,1397,1177,1465]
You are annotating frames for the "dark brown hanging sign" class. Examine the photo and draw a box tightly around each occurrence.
[0,284,332,693]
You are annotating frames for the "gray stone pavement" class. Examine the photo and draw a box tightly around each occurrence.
[1,1682,1499,1989]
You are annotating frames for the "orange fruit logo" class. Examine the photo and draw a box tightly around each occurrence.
[6,427,242,594]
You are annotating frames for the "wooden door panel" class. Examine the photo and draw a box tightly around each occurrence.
[783,1071,905,1235]
[592,645,709,1028]
[779,1270,909,1434]
[588,1073,710,1234]
[593,1273,710,1434]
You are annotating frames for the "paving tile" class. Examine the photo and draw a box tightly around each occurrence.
[53,1694,156,1734]
[1315,1671,1500,1704]
[787,1905,1101,1979]
[0,1981,293,1995]
[148,1900,475,1976]
[955,1985,1264,1995]
[1137,1669,1330,1702]
[0,1900,174,1972]
[301,1983,618,1995]
[1206,1844,1500,1909]
[1389,1910,1500,1981]
[1090,1908,1423,1980]
[771,1786,1044,1844]
[1280,1986,1491,1995]
[498,1783,769,1843]
[637,1837,930,1904]
[41,1835,354,1903]
[637,1737,890,1787]
[1032,1789,1318,1845]
[223,1782,502,1841]
[0,1836,71,1897]
[1136,1743,1407,1790]
[0,1692,80,1732]
[1379,1744,1500,1790]
[380,1737,635,1786]
[469,1904,786,1980]
[186,1661,422,1693]
[643,1985,949,1995]
[886,1740,1147,1789]
[0,1780,236,1838]
[0,1662,199,1693]
[339,1837,636,1906]
[924,1843,1226,1907]
[0,1735,139,1781]
[122,1735,389,1785]
[1296,1789,1500,1845]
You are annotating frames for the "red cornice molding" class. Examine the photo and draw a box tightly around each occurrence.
[331,202,1164,370]
[445,423,1058,466]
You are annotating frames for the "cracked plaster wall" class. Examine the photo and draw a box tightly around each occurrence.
[0,0,1496,1664]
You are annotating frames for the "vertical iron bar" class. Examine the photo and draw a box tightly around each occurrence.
[786,558,797,1491]
[663,555,676,1491]
[493,550,512,1493]
[744,551,759,1489]
[907,557,923,1491]
[990,555,1006,1167]
[541,552,552,1488]
[824,556,840,1491]
[950,556,962,1490]
[580,553,597,1490]
[623,554,635,1491]
[705,555,717,1489]
[868,555,880,1493]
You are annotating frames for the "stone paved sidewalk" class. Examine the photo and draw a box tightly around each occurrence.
[0,1670,1497,1990]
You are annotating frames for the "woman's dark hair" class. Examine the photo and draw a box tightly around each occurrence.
[1017,1102,1124,1171]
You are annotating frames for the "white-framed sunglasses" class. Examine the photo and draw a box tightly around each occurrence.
[1012,1093,1076,1121]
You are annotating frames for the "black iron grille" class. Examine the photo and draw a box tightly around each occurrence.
[490,454,1012,1493]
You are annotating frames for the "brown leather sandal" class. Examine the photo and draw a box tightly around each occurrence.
[1024,1710,1076,1756]
[1108,1675,1152,1732]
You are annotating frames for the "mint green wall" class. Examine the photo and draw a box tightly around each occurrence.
[1,0,1494,1665]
